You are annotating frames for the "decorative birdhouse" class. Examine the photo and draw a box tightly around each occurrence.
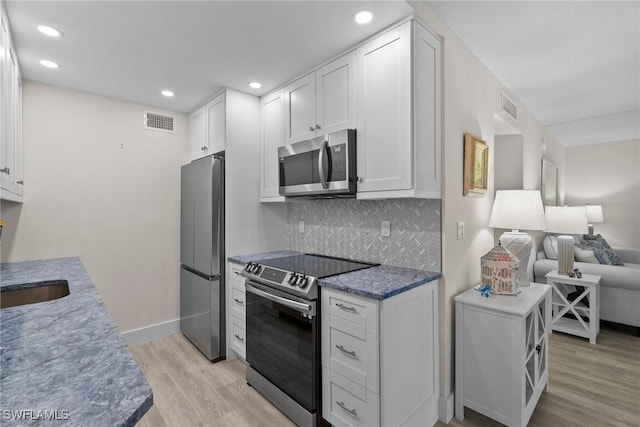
[481,244,520,295]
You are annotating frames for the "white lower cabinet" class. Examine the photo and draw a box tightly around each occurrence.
[321,281,439,427]
[227,263,246,359]
[455,283,551,427]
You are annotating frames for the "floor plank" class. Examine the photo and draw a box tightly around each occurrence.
[130,324,639,426]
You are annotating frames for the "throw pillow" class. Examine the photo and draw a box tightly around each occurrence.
[581,233,612,249]
[577,235,624,265]
[574,245,599,263]
[543,235,558,260]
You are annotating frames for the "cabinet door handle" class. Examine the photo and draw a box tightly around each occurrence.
[536,344,541,355]
[336,344,357,358]
[17,180,23,185]
[0,167,9,175]
[234,334,244,342]
[336,401,358,417]
[233,270,241,275]
[315,124,321,130]
[309,126,315,132]
[336,303,357,313]
[233,298,244,306]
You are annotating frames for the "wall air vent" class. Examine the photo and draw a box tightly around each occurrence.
[501,91,518,121]
[144,111,174,133]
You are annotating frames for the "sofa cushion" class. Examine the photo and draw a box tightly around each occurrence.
[574,246,599,263]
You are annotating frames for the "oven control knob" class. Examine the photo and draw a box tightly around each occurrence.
[297,275,308,288]
[254,264,262,274]
[245,262,253,273]
[288,274,298,285]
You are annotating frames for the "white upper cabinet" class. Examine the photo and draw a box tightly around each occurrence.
[1,8,23,202]
[356,20,441,199]
[259,89,286,201]
[206,92,226,155]
[188,105,207,160]
[284,51,356,144]
[188,91,226,161]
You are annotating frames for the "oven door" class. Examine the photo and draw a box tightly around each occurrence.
[245,281,318,412]
[278,129,356,197]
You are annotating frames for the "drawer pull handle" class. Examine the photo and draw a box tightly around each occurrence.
[336,303,357,313]
[336,344,357,358]
[336,401,358,417]
[233,298,244,306]
[234,334,244,342]
[234,270,241,276]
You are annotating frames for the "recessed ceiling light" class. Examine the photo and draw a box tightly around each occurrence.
[249,82,262,89]
[161,90,174,97]
[354,10,374,25]
[37,25,63,38]
[39,59,60,69]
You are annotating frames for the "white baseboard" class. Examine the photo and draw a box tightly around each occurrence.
[438,392,454,423]
[122,318,180,346]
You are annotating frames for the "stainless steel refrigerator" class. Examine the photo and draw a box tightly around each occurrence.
[180,154,225,361]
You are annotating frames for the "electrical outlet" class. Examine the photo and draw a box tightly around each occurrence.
[299,220,305,233]
[381,220,391,238]
[457,221,465,240]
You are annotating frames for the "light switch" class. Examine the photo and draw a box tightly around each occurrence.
[299,220,305,233]
[381,220,391,238]
[457,221,465,240]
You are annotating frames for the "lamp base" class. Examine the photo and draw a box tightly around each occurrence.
[557,234,575,275]
[499,231,534,287]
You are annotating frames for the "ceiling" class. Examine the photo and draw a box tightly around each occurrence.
[4,1,413,112]
[5,1,639,148]
[425,1,640,147]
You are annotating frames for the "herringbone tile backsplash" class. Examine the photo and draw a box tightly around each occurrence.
[287,199,441,272]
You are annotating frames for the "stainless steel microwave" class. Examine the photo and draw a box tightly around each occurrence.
[278,129,356,198]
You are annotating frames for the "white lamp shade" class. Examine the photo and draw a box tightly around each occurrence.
[544,206,589,234]
[489,190,547,231]
[585,205,604,223]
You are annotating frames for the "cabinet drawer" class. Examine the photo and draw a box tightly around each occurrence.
[322,288,378,330]
[229,282,246,318]
[323,367,379,427]
[322,315,379,392]
[230,316,246,359]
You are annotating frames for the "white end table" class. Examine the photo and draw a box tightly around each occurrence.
[545,270,601,344]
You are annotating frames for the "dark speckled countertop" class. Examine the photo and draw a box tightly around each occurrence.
[0,257,152,426]
[228,250,441,300]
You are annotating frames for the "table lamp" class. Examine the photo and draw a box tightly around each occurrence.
[489,190,547,286]
[585,205,604,235]
[544,206,588,275]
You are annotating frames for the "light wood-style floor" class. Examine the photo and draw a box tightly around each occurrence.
[130,324,640,427]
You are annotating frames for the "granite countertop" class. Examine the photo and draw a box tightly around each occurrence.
[228,250,441,300]
[0,257,152,426]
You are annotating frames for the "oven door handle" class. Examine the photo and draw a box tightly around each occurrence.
[246,283,314,317]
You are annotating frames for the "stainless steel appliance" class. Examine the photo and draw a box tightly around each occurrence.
[180,155,225,361]
[241,254,377,427]
[279,129,357,198]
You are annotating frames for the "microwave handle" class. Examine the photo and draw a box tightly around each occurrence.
[318,139,330,189]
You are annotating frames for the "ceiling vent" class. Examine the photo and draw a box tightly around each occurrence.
[501,91,518,121]
[144,111,174,133]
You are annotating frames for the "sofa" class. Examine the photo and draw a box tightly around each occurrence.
[534,240,640,335]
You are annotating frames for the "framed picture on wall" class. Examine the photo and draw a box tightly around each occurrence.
[463,133,489,197]
[541,158,558,206]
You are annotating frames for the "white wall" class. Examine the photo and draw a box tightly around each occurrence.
[495,134,524,191]
[408,3,566,420]
[0,81,188,334]
[565,139,640,248]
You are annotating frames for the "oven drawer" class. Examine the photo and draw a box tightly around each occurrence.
[322,315,379,392]
[322,367,380,427]
[230,316,246,359]
[322,288,378,330]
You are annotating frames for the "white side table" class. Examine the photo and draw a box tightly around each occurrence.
[455,283,551,427]
[545,270,601,344]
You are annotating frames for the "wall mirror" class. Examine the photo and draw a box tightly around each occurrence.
[541,159,558,206]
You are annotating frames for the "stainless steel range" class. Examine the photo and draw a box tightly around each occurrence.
[241,254,377,427]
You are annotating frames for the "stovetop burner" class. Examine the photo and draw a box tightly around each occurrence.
[240,253,378,300]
